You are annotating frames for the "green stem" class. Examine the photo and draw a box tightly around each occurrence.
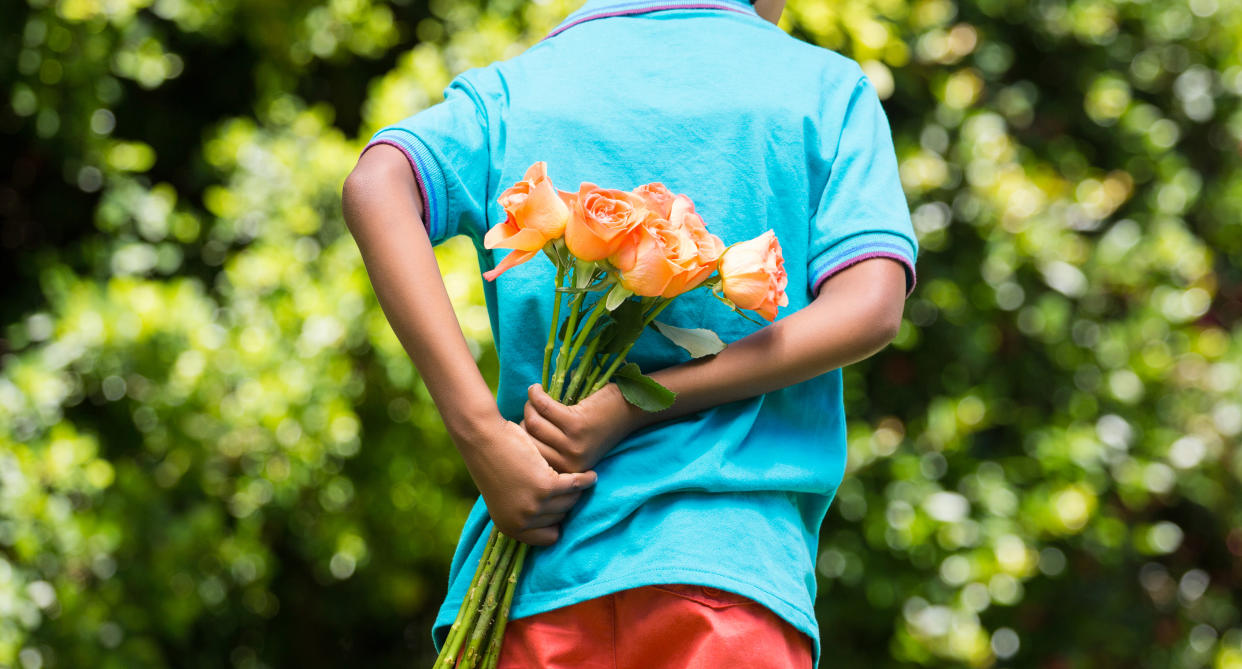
[579,353,609,401]
[434,527,500,669]
[548,291,587,399]
[563,336,601,404]
[481,543,529,669]
[461,537,518,667]
[481,630,501,669]
[642,298,672,329]
[566,298,609,362]
[542,265,567,391]
[586,347,631,398]
[585,299,671,397]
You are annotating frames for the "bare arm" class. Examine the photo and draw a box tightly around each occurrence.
[340,144,596,545]
[522,257,908,473]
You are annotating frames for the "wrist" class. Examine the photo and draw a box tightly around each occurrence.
[600,382,661,432]
[442,397,504,449]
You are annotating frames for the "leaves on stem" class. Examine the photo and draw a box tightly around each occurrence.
[651,320,726,358]
[614,362,676,412]
[574,258,598,289]
[605,284,634,311]
[598,299,646,355]
[554,283,610,293]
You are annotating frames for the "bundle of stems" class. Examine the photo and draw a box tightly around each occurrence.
[431,264,669,669]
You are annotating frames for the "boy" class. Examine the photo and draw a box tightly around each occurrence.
[340,0,917,666]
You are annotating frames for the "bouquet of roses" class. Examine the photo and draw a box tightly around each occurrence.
[432,162,789,669]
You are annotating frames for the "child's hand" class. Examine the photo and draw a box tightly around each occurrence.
[521,383,641,474]
[460,417,598,546]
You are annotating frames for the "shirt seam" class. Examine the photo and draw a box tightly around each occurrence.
[807,74,870,260]
[452,74,494,246]
[361,134,441,240]
[809,229,918,297]
[542,2,765,42]
[367,129,448,241]
[815,251,918,298]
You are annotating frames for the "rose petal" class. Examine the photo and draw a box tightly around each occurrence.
[482,248,539,282]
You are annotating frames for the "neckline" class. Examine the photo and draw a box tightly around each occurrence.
[543,0,761,41]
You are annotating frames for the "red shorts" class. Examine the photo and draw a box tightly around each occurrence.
[495,584,814,669]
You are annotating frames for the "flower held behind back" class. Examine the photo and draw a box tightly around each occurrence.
[610,194,724,298]
[717,230,789,321]
[482,161,570,281]
[564,183,647,261]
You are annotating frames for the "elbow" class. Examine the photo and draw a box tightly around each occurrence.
[879,306,903,346]
[874,322,904,352]
[340,168,367,232]
[341,159,385,221]
[868,266,909,352]
[859,300,904,358]
[874,315,902,353]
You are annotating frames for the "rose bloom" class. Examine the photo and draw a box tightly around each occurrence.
[482,161,570,281]
[717,230,789,321]
[632,182,676,220]
[564,183,648,261]
[610,195,724,298]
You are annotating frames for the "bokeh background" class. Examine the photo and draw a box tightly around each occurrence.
[2,0,1241,666]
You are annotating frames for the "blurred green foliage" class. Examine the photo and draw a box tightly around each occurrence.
[1,0,1240,667]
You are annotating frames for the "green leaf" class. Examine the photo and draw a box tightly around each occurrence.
[598,299,645,355]
[605,284,633,311]
[574,258,597,289]
[651,320,726,358]
[613,363,676,412]
[554,283,610,293]
[552,238,571,269]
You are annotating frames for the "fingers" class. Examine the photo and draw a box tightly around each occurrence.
[496,474,595,547]
[526,401,598,473]
[517,490,585,543]
[527,511,567,527]
[528,383,573,429]
[524,401,569,451]
[553,470,597,495]
[542,490,582,514]
[495,511,562,546]
[515,526,560,547]
[535,442,573,474]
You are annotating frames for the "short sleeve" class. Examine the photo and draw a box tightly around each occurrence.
[809,75,918,298]
[360,75,492,245]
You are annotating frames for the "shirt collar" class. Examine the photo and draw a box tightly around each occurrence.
[544,0,760,41]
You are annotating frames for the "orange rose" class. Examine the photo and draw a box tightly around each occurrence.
[564,183,647,261]
[609,213,678,297]
[482,161,570,281]
[661,195,723,296]
[717,230,789,321]
[633,182,676,219]
[610,196,724,298]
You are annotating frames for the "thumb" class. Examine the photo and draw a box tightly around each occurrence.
[554,469,598,494]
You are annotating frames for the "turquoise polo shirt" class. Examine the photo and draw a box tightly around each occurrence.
[362,1,918,666]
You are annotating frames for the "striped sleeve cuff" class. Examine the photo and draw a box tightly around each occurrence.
[809,230,918,298]
[360,128,447,242]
